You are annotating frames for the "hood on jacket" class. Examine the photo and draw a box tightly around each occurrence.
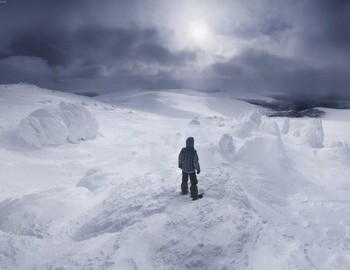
[186,137,194,148]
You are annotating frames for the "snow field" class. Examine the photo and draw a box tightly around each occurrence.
[0,84,350,269]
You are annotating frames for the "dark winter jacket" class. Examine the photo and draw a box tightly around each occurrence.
[178,137,200,173]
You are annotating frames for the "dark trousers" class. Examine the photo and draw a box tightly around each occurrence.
[181,172,198,198]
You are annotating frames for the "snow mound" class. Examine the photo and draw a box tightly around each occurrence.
[233,110,262,138]
[218,134,235,159]
[236,135,289,172]
[236,135,297,205]
[59,102,99,143]
[18,102,98,148]
[77,168,120,192]
[0,188,92,238]
[19,107,69,148]
[260,119,280,137]
[288,119,324,148]
[206,171,253,210]
[319,141,350,163]
[280,118,290,134]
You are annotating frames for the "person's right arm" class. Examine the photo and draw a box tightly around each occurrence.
[194,151,200,173]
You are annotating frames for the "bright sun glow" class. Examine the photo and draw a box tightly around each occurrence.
[188,22,210,44]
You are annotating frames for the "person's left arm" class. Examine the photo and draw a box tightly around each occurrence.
[178,149,183,169]
[194,151,200,173]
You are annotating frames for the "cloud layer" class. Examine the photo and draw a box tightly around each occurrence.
[0,0,349,98]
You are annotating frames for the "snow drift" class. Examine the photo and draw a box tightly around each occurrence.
[287,119,324,148]
[0,188,92,238]
[280,118,290,134]
[18,102,98,148]
[218,134,235,159]
[77,168,120,192]
[232,111,324,149]
[260,119,280,136]
[233,110,262,138]
[18,107,69,148]
[59,102,99,144]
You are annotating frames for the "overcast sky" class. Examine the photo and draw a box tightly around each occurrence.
[0,0,349,98]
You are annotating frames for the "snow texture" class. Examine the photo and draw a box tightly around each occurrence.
[288,118,324,148]
[233,110,262,138]
[59,102,99,143]
[218,134,235,159]
[76,168,119,192]
[0,188,92,239]
[280,117,290,134]
[19,107,68,148]
[260,119,280,136]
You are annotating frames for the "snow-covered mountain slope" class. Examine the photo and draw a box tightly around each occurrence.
[0,84,350,269]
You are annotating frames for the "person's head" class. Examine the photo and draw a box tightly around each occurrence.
[186,137,194,148]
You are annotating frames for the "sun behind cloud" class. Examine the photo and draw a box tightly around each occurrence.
[188,21,210,44]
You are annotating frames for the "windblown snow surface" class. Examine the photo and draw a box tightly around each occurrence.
[0,84,350,270]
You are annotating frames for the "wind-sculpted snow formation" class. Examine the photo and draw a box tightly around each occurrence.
[287,119,324,148]
[229,110,324,151]
[18,102,98,148]
[0,85,350,270]
[218,134,235,159]
[233,110,262,138]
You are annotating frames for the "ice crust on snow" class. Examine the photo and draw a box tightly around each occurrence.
[18,102,98,148]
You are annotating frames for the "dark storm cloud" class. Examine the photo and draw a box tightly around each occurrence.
[134,43,196,65]
[0,23,195,90]
[5,25,195,66]
[207,49,350,99]
[0,0,196,91]
[0,0,350,98]
[199,0,350,98]
[0,56,51,82]
[229,17,291,40]
[304,0,350,49]
[1,22,195,79]
[8,31,70,66]
[290,0,350,66]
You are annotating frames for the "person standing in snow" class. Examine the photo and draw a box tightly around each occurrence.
[178,137,202,200]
